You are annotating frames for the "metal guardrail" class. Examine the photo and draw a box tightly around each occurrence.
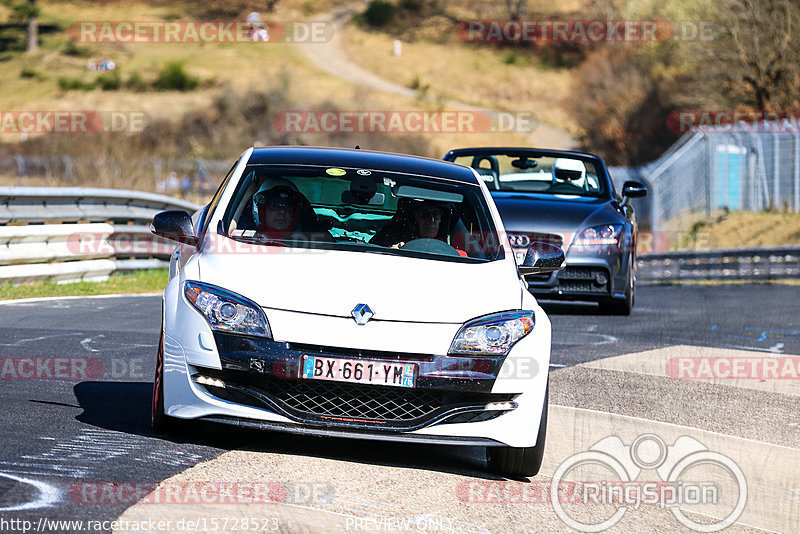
[2,186,796,284]
[0,187,201,283]
[637,246,800,282]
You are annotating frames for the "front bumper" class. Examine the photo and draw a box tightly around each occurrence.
[524,252,627,301]
[191,333,517,432]
[161,277,551,448]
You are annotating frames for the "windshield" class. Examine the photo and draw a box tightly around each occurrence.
[220,164,504,262]
[450,154,608,198]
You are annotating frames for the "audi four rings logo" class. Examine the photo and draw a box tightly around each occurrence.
[507,234,530,247]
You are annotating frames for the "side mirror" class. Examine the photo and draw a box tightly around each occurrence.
[622,180,647,198]
[518,242,565,275]
[150,210,198,247]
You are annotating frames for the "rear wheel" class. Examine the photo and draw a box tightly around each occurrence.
[152,331,180,435]
[486,387,548,478]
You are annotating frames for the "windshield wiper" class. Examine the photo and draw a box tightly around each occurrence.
[230,235,291,247]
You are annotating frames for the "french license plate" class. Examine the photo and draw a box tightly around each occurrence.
[300,356,416,388]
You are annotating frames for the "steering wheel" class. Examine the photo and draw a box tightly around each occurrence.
[400,238,462,257]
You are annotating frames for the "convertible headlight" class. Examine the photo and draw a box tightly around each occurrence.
[573,224,623,246]
[449,311,535,356]
[184,281,271,338]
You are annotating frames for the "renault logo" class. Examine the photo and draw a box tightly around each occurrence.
[351,304,374,325]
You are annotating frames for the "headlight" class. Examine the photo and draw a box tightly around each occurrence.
[449,311,534,356]
[573,224,623,246]
[184,281,271,338]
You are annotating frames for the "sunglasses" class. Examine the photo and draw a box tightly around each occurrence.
[554,169,583,181]
[255,191,298,210]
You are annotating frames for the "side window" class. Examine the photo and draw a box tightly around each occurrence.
[200,160,239,236]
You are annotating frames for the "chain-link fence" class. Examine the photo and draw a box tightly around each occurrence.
[610,125,800,234]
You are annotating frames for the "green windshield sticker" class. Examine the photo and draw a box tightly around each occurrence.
[325,168,346,176]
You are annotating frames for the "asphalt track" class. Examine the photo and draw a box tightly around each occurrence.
[0,284,797,533]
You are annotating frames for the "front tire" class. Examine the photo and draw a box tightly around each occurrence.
[152,331,180,435]
[602,257,634,316]
[486,387,548,478]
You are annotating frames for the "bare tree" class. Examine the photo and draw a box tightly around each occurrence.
[2,0,39,52]
[505,0,526,21]
[706,0,800,109]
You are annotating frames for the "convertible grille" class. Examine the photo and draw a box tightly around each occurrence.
[556,266,610,293]
[195,368,514,431]
[529,232,563,248]
[509,232,563,249]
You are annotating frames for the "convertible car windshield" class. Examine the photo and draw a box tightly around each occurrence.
[449,154,607,198]
[220,165,503,262]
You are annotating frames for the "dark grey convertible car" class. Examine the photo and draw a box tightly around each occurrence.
[444,147,647,315]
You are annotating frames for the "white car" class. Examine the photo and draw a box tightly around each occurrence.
[150,146,563,477]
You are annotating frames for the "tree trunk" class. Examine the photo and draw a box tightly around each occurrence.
[26,17,38,52]
[26,0,38,53]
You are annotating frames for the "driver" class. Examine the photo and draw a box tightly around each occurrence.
[412,203,443,240]
[252,178,304,238]
[551,158,587,190]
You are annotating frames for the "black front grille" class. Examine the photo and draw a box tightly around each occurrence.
[554,279,607,293]
[559,266,605,280]
[555,266,610,293]
[196,368,514,431]
[270,379,441,422]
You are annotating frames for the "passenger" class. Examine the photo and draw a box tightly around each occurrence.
[372,199,467,256]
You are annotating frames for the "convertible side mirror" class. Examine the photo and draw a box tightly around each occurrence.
[622,180,647,198]
[518,242,566,275]
[150,210,199,247]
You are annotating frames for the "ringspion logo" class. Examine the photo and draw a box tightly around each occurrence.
[549,434,747,532]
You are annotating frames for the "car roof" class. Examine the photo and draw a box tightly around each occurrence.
[444,146,606,164]
[247,146,480,185]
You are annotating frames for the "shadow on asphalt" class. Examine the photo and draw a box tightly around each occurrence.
[72,381,500,481]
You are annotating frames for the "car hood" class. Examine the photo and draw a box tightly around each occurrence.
[196,238,522,324]
[491,193,621,242]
